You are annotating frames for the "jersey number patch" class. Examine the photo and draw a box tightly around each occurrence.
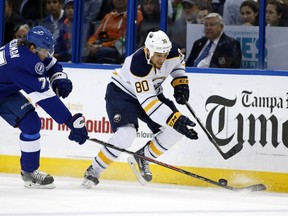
[135,81,149,93]
[38,77,48,90]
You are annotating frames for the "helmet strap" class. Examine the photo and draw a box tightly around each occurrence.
[144,48,153,65]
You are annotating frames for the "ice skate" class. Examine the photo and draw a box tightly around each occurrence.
[81,165,100,188]
[132,147,152,182]
[21,170,55,189]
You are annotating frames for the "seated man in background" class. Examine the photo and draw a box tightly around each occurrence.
[186,13,242,68]
[85,0,143,64]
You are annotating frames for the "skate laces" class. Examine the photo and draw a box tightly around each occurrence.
[138,150,151,174]
[31,170,47,181]
[86,165,100,178]
[142,159,151,174]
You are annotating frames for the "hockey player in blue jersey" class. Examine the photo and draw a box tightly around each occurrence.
[0,26,88,189]
[82,30,198,188]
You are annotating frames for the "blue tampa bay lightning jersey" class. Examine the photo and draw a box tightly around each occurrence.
[0,39,72,124]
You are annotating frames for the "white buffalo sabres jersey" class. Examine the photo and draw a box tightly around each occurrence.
[111,45,186,127]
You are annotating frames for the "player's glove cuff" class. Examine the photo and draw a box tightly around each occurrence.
[167,112,182,127]
[50,72,68,86]
[171,76,189,88]
[171,76,189,105]
[166,112,198,140]
[50,72,73,98]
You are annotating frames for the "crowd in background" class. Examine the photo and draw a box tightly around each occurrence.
[3,0,288,65]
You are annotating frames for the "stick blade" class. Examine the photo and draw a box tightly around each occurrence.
[245,183,267,192]
[232,183,267,192]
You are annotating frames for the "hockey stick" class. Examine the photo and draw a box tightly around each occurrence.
[184,100,243,159]
[88,137,266,192]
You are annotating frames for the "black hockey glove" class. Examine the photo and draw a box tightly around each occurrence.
[167,112,198,140]
[171,76,189,105]
[66,113,88,145]
[50,72,73,98]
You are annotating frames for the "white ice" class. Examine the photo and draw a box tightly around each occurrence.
[0,173,288,216]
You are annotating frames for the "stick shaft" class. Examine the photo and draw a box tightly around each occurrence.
[184,101,242,159]
[88,137,265,192]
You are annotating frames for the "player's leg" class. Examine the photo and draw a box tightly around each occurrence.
[0,92,54,188]
[133,94,182,182]
[82,83,139,188]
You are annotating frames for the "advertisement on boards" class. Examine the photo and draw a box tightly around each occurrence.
[0,68,288,173]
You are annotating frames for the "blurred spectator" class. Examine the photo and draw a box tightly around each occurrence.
[39,0,66,43]
[18,0,47,26]
[266,0,288,26]
[54,0,74,62]
[4,0,27,44]
[240,0,259,26]
[211,0,226,16]
[222,0,245,25]
[196,6,212,24]
[82,0,114,61]
[186,13,242,68]
[84,0,114,42]
[138,0,166,47]
[198,0,211,8]
[85,0,143,64]
[170,0,183,22]
[94,0,114,21]
[170,0,200,54]
[165,0,174,21]
[14,23,30,39]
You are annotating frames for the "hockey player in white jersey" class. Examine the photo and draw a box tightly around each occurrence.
[0,26,88,188]
[82,30,198,188]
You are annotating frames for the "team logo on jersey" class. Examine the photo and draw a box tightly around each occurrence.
[35,62,45,75]
[113,113,121,123]
[218,57,226,65]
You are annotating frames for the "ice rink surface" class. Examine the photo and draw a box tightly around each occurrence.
[0,173,288,216]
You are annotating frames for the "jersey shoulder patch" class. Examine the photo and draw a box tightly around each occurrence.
[130,48,153,77]
[34,62,45,75]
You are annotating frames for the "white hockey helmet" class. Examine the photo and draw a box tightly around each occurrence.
[144,30,172,58]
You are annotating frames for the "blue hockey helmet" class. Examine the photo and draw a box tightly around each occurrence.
[26,25,55,55]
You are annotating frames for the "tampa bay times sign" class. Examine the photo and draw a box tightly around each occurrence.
[185,71,288,173]
[206,90,288,154]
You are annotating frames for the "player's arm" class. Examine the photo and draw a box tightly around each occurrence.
[132,75,197,140]
[130,49,197,140]
[13,69,87,145]
[169,47,190,105]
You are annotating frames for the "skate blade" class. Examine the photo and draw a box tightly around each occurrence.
[127,156,147,185]
[24,181,56,189]
[81,179,98,189]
